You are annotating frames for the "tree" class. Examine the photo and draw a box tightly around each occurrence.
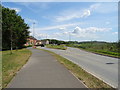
[2,6,30,50]
[0,5,2,51]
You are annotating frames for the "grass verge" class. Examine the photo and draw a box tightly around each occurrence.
[46,44,67,50]
[2,49,32,88]
[38,48,114,89]
[88,50,119,58]
[67,44,119,58]
[78,48,119,58]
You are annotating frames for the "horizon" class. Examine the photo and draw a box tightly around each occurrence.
[2,2,118,42]
[35,38,119,43]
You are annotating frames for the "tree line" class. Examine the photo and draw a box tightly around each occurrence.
[2,6,30,50]
[43,39,119,45]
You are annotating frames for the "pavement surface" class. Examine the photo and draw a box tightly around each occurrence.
[41,47,118,88]
[7,47,86,88]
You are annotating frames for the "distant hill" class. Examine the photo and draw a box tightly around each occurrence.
[41,39,118,45]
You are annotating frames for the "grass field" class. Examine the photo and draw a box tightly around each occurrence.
[46,44,67,50]
[2,49,32,88]
[38,48,114,89]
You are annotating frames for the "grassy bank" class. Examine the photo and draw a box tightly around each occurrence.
[46,44,67,50]
[2,49,32,88]
[38,48,113,89]
[67,42,119,58]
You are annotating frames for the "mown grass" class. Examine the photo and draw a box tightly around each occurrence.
[2,49,32,88]
[46,44,67,50]
[38,48,115,89]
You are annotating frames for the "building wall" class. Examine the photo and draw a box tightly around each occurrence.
[46,40,49,44]
[36,41,42,45]
[25,39,49,46]
[25,38,37,46]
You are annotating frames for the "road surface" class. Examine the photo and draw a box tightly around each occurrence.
[7,48,86,88]
[41,47,118,88]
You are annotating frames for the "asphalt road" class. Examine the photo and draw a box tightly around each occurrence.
[7,48,86,88]
[41,47,118,88]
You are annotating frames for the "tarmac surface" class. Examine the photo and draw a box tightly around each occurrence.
[7,47,86,88]
[41,47,118,88]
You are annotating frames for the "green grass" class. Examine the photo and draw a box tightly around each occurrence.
[2,49,32,88]
[67,43,119,58]
[38,48,114,89]
[46,44,67,50]
[87,49,119,58]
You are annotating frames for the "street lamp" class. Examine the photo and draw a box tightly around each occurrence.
[33,22,35,37]
[33,22,35,48]
[69,32,71,41]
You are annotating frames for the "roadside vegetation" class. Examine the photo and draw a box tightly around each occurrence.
[67,41,119,58]
[46,44,67,50]
[2,49,31,88]
[42,39,119,58]
[38,48,114,89]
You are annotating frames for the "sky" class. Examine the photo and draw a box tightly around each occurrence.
[2,2,118,42]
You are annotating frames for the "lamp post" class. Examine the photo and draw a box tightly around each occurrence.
[69,32,71,41]
[33,22,35,38]
[46,34,47,39]
[33,22,35,48]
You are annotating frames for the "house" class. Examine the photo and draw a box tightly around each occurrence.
[25,36,37,46]
[25,37,49,46]
[41,40,49,45]
[36,40,42,45]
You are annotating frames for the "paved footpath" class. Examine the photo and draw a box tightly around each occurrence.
[7,48,86,88]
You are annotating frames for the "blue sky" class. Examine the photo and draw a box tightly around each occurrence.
[2,2,118,42]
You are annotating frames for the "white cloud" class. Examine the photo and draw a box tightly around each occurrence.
[91,3,117,14]
[36,33,49,38]
[59,27,66,30]
[49,26,112,39]
[10,8,21,13]
[29,22,83,31]
[89,3,101,11]
[32,26,112,40]
[72,26,112,34]
[71,26,112,38]
[55,9,91,22]
[35,33,62,40]
[53,3,101,22]
[72,27,82,34]
[54,3,117,22]
[82,10,91,17]
[112,32,118,35]
[85,27,112,32]
[63,32,69,34]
